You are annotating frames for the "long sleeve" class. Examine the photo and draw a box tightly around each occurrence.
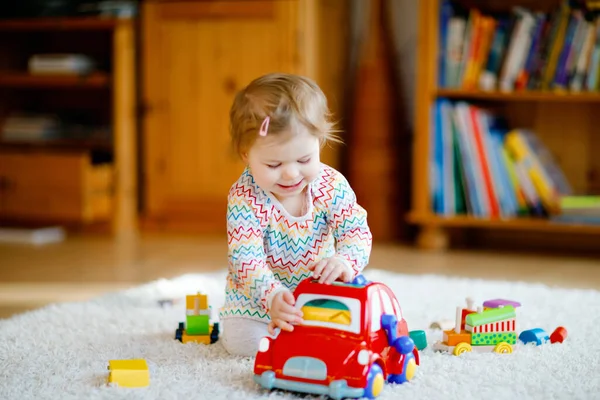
[227,189,283,313]
[326,173,373,277]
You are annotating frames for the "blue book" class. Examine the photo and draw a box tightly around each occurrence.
[438,0,454,88]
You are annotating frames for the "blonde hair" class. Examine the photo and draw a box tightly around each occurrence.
[229,73,340,157]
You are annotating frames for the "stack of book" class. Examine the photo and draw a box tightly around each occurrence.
[438,0,600,92]
[430,99,573,218]
[552,195,600,224]
[1,113,61,141]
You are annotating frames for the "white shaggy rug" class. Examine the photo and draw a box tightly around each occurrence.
[1,269,599,400]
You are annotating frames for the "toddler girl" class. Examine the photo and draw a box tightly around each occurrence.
[219,73,373,356]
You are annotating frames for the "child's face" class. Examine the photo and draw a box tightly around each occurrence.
[245,127,321,200]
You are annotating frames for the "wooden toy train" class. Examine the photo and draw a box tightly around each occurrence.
[433,298,567,356]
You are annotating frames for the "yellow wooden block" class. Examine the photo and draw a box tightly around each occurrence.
[107,359,150,388]
[181,331,211,344]
[186,293,208,311]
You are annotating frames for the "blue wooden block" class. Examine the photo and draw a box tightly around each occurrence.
[519,328,549,346]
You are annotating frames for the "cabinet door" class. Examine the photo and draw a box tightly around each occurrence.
[142,0,313,233]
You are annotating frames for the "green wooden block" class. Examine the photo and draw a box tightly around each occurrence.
[466,306,516,327]
[472,331,516,346]
[186,315,209,335]
[409,330,427,350]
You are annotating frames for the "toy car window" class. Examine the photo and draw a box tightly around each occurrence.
[371,289,382,331]
[380,290,394,315]
[295,294,362,334]
[302,299,351,326]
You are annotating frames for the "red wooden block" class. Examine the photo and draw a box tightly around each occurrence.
[550,326,567,344]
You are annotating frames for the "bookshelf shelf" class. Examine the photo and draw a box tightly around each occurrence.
[436,89,600,102]
[0,17,126,31]
[0,138,112,152]
[408,213,600,234]
[0,72,110,89]
[411,0,600,251]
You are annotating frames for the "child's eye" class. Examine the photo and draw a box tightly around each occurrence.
[298,158,311,164]
[266,163,281,169]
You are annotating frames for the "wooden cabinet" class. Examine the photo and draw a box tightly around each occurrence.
[0,17,137,235]
[0,151,112,222]
[141,0,329,233]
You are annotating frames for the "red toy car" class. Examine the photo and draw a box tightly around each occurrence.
[254,275,419,399]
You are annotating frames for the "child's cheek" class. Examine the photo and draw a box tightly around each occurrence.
[305,161,320,181]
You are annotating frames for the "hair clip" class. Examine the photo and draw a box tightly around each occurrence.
[259,116,270,137]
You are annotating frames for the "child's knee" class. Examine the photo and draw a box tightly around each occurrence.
[222,333,257,357]
[221,318,270,357]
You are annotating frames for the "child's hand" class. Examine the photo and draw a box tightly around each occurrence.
[268,290,303,335]
[309,256,354,284]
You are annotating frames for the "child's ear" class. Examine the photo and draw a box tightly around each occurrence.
[241,153,248,163]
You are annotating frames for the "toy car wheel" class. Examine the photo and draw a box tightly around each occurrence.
[493,342,513,354]
[453,342,472,356]
[210,322,220,344]
[388,350,418,385]
[363,363,384,399]
[404,355,418,382]
[175,322,184,342]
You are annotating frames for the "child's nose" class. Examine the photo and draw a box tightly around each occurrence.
[282,166,299,180]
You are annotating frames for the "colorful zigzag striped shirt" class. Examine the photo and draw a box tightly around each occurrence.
[219,163,373,323]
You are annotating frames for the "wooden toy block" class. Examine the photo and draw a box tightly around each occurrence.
[181,332,211,344]
[519,328,549,346]
[429,319,455,331]
[460,309,477,330]
[482,299,521,309]
[550,326,567,343]
[443,330,472,346]
[175,292,220,345]
[186,293,208,310]
[107,359,149,388]
[472,332,517,345]
[185,293,211,335]
[465,306,516,327]
[409,330,428,350]
[186,314,209,335]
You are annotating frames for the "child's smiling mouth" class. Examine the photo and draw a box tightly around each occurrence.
[277,180,303,190]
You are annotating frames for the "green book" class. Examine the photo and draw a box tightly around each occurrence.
[560,196,600,209]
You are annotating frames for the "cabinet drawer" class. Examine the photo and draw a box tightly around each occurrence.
[0,151,114,223]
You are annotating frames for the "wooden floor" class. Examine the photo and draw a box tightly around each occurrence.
[1,233,599,319]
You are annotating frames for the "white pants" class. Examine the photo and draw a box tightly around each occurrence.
[221,317,277,357]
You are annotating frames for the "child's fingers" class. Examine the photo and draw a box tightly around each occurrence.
[267,321,276,336]
[275,311,303,324]
[280,302,303,318]
[323,265,342,284]
[325,267,342,285]
[311,259,328,279]
[342,266,354,282]
[318,263,337,283]
[282,290,296,305]
[274,319,295,332]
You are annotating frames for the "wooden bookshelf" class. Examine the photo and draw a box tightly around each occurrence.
[0,72,110,88]
[436,89,600,102]
[411,0,600,250]
[0,17,137,237]
[0,17,124,31]
[0,138,112,151]
[408,213,600,234]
